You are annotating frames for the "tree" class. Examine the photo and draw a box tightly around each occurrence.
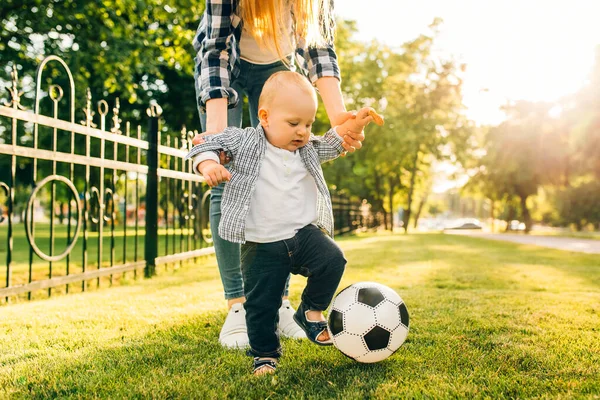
[1,0,203,130]
[323,19,471,231]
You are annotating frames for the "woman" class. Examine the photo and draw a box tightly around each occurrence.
[192,0,365,349]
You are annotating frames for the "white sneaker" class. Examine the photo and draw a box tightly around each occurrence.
[218,303,249,349]
[278,300,307,339]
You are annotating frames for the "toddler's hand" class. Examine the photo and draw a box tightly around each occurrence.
[193,131,231,165]
[199,161,232,187]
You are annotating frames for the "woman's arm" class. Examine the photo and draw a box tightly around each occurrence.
[314,76,346,126]
[315,76,365,152]
[194,0,239,113]
[205,98,229,134]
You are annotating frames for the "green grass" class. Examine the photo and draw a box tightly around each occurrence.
[1,233,599,399]
[0,223,210,300]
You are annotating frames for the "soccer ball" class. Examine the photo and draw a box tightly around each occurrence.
[328,282,409,363]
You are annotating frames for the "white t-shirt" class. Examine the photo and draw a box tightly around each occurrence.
[245,141,317,242]
[192,141,318,243]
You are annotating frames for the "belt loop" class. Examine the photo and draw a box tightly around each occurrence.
[283,239,293,258]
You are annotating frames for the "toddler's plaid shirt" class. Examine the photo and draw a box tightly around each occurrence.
[185,125,345,244]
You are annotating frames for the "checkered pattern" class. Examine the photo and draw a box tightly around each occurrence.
[193,0,341,112]
[185,125,345,243]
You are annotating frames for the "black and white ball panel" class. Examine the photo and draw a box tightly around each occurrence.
[399,302,410,327]
[375,300,403,332]
[357,287,385,307]
[364,326,390,351]
[328,282,410,363]
[328,309,344,336]
[329,284,358,313]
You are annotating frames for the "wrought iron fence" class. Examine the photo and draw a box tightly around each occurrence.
[0,56,376,303]
[331,196,382,235]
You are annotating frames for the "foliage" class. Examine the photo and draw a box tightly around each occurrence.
[1,0,204,129]
[469,47,600,231]
[2,4,472,229]
[324,20,471,230]
[556,181,600,230]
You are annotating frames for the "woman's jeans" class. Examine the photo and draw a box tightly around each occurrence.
[242,225,347,358]
[199,59,290,300]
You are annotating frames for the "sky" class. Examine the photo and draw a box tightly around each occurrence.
[337,0,600,126]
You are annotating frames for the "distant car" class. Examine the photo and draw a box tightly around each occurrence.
[508,220,526,231]
[444,219,482,230]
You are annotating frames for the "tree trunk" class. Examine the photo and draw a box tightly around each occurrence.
[403,150,420,233]
[373,171,386,230]
[520,195,532,233]
[59,201,66,225]
[564,155,570,188]
[490,198,495,233]
[388,177,395,231]
[413,190,430,229]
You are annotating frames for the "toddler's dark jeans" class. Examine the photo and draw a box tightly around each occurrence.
[241,224,346,359]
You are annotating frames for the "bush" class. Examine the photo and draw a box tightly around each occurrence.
[556,182,600,230]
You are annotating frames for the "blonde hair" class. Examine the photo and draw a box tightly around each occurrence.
[258,71,317,108]
[239,0,334,61]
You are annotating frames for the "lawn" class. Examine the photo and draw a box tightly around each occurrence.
[0,223,209,300]
[1,233,599,399]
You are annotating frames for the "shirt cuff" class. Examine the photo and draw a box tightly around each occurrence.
[198,87,239,113]
[192,152,220,175]
[326,127,346,153]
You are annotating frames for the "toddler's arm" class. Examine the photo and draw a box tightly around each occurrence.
[185,126,248,186]
[185,126,246,162]
[310,129,346,163]
[197,160,231,187]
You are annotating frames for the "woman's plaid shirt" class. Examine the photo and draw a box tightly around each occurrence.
[193,0,340,112]
[185,125,345,244]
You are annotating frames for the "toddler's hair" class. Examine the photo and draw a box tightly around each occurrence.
[258,71,317,109]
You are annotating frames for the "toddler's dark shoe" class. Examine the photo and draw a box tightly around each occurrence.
[292,302,333,346]
[253,357,277,376]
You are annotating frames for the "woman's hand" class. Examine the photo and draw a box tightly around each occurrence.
[332,111,369,154]
[192,131,231,164]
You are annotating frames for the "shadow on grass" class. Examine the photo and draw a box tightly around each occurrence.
[9,315,598,399]
[4,316,403,399]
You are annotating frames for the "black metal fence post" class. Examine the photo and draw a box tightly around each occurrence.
[144,105,161,277]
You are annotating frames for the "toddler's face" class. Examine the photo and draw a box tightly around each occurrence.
[259,85,317,152]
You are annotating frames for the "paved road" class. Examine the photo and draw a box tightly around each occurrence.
[447,232,600,254]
